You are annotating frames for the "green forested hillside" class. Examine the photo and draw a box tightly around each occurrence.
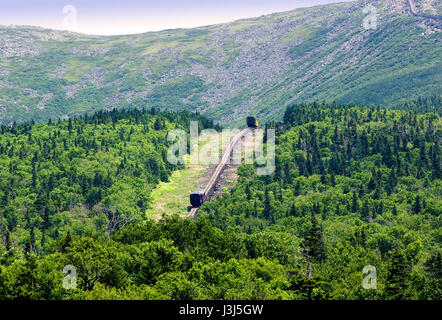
[0,108,215,253]
[0,0,441,126]
[199,102,441,299]
[0,102,440,300]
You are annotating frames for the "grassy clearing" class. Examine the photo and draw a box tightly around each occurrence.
[63,59,94,82]
[140,40,181,55]
[146,131,224,220]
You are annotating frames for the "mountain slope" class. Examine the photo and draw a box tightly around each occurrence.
[0,0,441,126]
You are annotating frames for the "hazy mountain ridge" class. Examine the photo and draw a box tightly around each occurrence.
[0,0,441,125]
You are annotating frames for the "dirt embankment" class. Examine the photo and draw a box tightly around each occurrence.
[194,158,239,201]
[197,130,255,201]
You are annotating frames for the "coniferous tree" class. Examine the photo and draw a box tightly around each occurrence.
[385,248,410,300]
[412,195,422,214]
[290,202,298,217]
[302,214,326,263]
[386,168,397,195]
[419,139,428,167]
[367,176,376,191]
[253,199,258,218]
[424,250,442,279]
[431,142,441,180]
[361,199,370,221]
[62,231,72,253]
[154,117,163,130]
[351,191,360,213]
[245,184,251,201]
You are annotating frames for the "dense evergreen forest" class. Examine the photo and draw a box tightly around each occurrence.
[395,93,441,114]
[0,102,440,300]
[200,102,441,299]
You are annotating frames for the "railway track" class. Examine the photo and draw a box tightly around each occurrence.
[187,127,252,218]
[407,0,442,21]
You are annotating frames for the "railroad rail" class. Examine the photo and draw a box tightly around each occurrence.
[187,127,252,218]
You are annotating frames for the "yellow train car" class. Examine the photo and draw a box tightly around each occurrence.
[247,117,258,128]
